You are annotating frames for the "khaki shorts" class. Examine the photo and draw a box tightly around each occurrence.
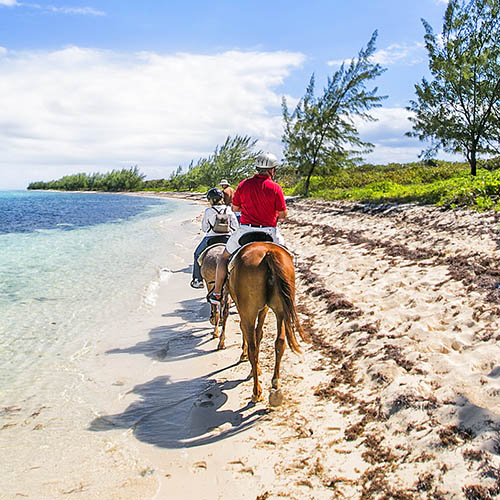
[225,225,285,254]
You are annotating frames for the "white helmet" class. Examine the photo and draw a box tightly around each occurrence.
[255,152,278,170]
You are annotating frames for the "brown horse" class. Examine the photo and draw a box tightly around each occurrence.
[199,243,231,349]
[228,241,307,405]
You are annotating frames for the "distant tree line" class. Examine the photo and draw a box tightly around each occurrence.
[28,136,261,193]
[27,167,145,192]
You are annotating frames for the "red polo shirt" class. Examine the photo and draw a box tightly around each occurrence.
[233,174,286,227]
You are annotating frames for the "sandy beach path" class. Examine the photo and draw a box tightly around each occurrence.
[91,198,500,499]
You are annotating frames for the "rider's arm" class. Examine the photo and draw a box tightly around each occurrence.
[232,204,241,213]
[201,208,212,232]
[277,210,287,220]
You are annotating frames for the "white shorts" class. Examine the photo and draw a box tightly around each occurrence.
[225,225,285,254]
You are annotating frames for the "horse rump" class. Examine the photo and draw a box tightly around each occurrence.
[263,248,308,354]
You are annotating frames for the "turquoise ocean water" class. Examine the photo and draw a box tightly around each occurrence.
[0,190,199,408]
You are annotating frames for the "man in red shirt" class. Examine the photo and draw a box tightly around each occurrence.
[209,152,287,304]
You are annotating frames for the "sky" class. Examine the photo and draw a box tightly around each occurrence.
[0,0,451,189]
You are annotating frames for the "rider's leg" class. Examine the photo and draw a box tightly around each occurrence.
[192,237,208,281]
[213,249,231,295]
[272,227,286,246]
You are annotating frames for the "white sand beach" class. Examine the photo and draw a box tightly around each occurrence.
[3,195,500,499]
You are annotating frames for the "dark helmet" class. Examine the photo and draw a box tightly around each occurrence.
[206,187,223,201]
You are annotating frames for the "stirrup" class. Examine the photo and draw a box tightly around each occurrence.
[208,292,222,305]
[190,279,204,289]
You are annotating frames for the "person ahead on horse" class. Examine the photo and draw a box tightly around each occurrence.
[220,179,235,206]
[190,187,239,289]
[208,152,287,303]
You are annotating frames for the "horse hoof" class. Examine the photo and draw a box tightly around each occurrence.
[239,353,248,362]
[269,389,283,407]
[251,394,263,404]
[217,342,225,350]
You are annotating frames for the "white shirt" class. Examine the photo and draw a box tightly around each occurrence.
[201,205,239,236]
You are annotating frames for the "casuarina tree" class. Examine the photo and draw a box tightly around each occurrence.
[282,31,386,196]
[407,0,500,176]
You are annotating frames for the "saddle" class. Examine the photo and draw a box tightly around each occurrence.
[197,235,229,266]
[228,231,292,273]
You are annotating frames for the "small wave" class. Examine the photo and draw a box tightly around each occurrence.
[143,280,160,307]
[160,268,172,282]
[142,269,171,308]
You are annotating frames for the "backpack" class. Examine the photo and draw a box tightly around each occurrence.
[211,206,230,233]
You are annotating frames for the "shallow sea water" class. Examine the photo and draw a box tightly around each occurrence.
[0,191,200,409]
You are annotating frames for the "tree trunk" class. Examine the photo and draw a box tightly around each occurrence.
[304,175,311,197]
[304,165,315,197]
[470,146,477,176]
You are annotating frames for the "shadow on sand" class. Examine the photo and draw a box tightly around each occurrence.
[89,367,267,449]
[106,297,218,362]
[91,298,264,448]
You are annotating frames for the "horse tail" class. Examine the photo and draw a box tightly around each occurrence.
[264,249,307,354]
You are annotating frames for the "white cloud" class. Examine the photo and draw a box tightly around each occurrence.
[328,42,425,68]
[0,1,105,15]
[46,6,105,16]
[355,107,413,139]
[0,47,305,188]
[354,107,423,164]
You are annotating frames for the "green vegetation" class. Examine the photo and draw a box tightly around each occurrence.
[282,31,386,197]
[154,135,260,192]
[27,167,145,192]
[28,157,500,212]
[408,0,500,176]
[286,159,500,211]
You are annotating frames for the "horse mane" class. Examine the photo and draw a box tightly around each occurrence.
[264,249,308,354]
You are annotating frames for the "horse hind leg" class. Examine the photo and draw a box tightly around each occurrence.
[210,303,220,338]
[269,312,285,407]
[241,317,262,403]
[239,334,248,362]
[254,306,268,377]
[217,297,230,350]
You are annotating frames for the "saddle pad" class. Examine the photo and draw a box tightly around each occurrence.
[197,243,226,266]
[227,242,293,274]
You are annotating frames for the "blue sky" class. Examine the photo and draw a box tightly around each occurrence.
[0,0,450,188]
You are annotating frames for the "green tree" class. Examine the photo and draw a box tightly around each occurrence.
[165,135,260,190]
[282,31,386,196]
[208,135,261,185]
[407,0,500,176]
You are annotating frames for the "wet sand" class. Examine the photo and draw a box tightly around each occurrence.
[4,195,500,499]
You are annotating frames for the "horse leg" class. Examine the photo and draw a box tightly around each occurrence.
[217,296,230,350]
[241,316,262,403]
[239,334,248,362]
[254,306,268,377]
[211,304,219,338]
[237,297,249,361]
[272,312,286,390]
[268,312,286,407]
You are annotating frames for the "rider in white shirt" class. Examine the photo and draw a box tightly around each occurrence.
[190,188,239,289]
